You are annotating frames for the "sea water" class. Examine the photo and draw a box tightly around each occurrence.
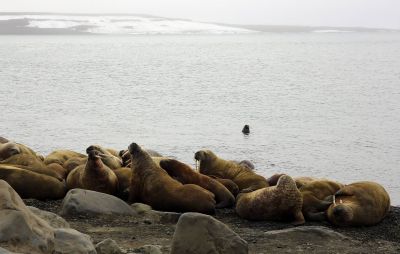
[1,33,399,204]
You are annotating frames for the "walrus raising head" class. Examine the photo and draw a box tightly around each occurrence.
[0,142,21,160]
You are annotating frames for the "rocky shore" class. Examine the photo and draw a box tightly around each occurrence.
[1,193,396,254]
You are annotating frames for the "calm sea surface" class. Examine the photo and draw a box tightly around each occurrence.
[1,33,399,204]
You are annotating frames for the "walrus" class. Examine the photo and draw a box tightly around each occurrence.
[0,136,9,144]
[236,174,305,225]
[86,145,123,170]
[0,164,66,200]
[267,174,318,189]
[209,176,240,196]
[299,180,344,221]
[63,156,88,173]
[159,158,235,208]
[66,147,118,195]
[113,167,131,200]
[194,150,269,192]
[1,153,64,181]
[326,181,391,226]
[128,143,216,214]
[120,148,162,167]
[242,125,250,134]
[44,149,86,166]
[0,141,42,160]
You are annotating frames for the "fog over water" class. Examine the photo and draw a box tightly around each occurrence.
[1,33,399,204]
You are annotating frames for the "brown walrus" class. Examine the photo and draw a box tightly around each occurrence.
[0,164,66,200]
[120,148,162,167]
[43,149,86,166]
[194,150,269,192]
[86,145,123,170]
[326,181,391,226]
[63,156,88,173]
[1,153,64,181]
[159,158,235,208]
[113,167,131,200]
[267,174,318,189]
[209,176,240,196]
[128,143,216,214]
[236,174,305,225]
[299,180,344,221]
[66,147,118,195]
[0,136,9,144]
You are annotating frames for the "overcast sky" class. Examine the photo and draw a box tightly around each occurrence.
[1,0,399,29]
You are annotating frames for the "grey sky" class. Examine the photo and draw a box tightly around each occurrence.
[1,0,399,29]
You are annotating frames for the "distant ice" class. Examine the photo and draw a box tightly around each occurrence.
[312,29,353,33]
[0,14,255,34]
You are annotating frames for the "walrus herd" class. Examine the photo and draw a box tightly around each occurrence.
[0,136,392,227]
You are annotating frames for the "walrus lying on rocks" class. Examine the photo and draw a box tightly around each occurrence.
[44,149,86,166]
[194,150,269,193]
[299,179,344,221]
[209,176,240,196]
[0,136,9,143]
[0,164,66,199]
[327,181,391,226]
[66,147,118,195]
[159,158,235,208]
[267,174,318,189]
[1,147,65,181]
[128,143,216,214]
[236,174,305,225]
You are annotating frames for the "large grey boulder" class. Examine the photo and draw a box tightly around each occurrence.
[0,180,55,253]
[53,228,96,254]
[171,212,248,254]
[0,180,97,254]
[60,189,135,216]
[95,238,123,254]
[28,206,70,229]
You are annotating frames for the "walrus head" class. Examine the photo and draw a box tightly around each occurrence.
[0,142,21,160]
[329,201,353,225]
[194,150,216,172]
[86,147,101,159]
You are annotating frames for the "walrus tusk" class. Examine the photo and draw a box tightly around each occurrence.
[333,195,336,206]
[339,199,343,204]
[195,160,198,171]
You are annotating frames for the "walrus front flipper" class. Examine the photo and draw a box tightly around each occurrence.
[292,211,306,226]
[307,211,326,222]
[335,187,354,197]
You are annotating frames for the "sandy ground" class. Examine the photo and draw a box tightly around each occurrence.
[22,199,400,254]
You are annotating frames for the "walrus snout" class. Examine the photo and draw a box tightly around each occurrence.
[332,204,353,223]
[194,151,203,161]
[128,143,141,155]
[86,147,100,158]
[86,145,96,154]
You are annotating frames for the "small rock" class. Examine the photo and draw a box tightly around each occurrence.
[95,238,123,254]
[28,206,70,229]
[131,203,152,215]
[264,226,349,242]
[171,212,248,254]
[154,211,181,224]
[60,189,135,216]
[0,247,15,254]
[134,245,162,254]
[53,228,96,254]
